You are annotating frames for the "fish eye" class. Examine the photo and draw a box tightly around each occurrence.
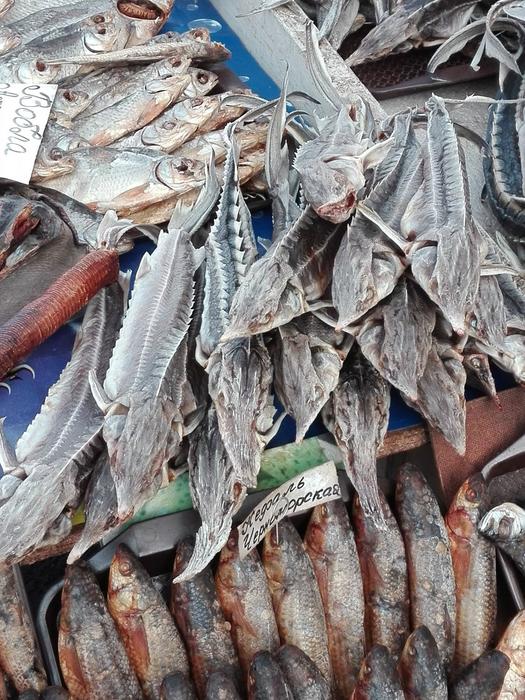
[97,26,107,35]
[191,29,205,39]
[118,560,133,576]
[49,148,63,161]
[93,14,105,22]
[171,57,182,67]
[191,97,203,107]
[466,487,479,502]
[62,90,74,102]
[197,72,209,84]
[162,121,176,130]
[35,60,47,72]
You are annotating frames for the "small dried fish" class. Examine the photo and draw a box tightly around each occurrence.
[449,649,510,700]
[262,519,332,681]
[107,544,189,700]
[205,672,241,700]
[395,463,456,668]
[497,610,525,699]
[160,673,196,700]
[33,123,88,182]
[351,645,404,700]
[0,566,46,692]
[322,348,390,524]
[215,529,280,679]
[399,626,447,700]
[353,489,410,661]
[479,502,525,577]
[275,645,332,700]
[170,539,241,698]
[248,651,293,700]
[58,561,142,699]
[446,474,497,674]
[304,500,364,697]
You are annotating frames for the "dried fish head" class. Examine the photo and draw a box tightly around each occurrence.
[156,156,206,193]
[447,473,489,532]
[117,0,174,22]
[16,59,62,84]
[52,89,91,123]
[32,147,76,183]
[185,68,219,98]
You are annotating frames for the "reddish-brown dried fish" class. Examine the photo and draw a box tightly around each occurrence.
[304,500,365,698]
[353,491,410,661]
[352,645,404,700]
[0,247,118,379]
[446,474,497,674]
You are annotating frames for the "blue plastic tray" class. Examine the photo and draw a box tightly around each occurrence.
[0,0,443,456]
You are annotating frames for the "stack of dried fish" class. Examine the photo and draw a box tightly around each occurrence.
[31,465,519,699]
[0,0,268,225]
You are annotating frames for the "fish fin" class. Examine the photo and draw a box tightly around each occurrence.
[89,371,112,413]
[262,411,286,443]
[0,417,21,475]
[360,136,394,172]
[305,20,344,110]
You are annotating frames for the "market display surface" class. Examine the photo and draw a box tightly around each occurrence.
[0,0,524,697]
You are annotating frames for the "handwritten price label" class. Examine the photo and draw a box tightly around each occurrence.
[238,461,341,558]
[0,83,57,184]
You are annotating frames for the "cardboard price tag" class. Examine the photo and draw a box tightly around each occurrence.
[0,83,58,185]
[238,461,340,558]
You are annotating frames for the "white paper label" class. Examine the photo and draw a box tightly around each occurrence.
[0,83,58,185]
[238,461,340,558]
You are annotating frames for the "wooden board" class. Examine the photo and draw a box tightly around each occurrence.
[212,0,386,119]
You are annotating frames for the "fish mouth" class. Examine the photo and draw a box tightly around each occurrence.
[316,191,356,224]
[117,0,163,20]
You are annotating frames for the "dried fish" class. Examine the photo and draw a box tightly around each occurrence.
[322,348,390,523]
[449,649,510,700]
[304,500,364,697]
[446,474,497,673]
[43,149,206,216]
[272,315,348,442]
[0,270,127,564]
[262,519,332,681]
[248,651,293,700]
[205,672,241,700]
[479,502,525,577]
[275,645,332,700]
[351,645,404,699]
[497,609,525,699]
[107,544,189,699]
[171,539,241,698]
[58,561,142,699]
[0,566,46,692]
[353,489,410,660]
[356,279,435,402]
[215,530,280,678]
[399,626,447,700]
[395,463,456,668]
[161,673,197,700]
[92,225,203,521]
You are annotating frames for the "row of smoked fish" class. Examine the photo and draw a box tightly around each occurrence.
[1,19,525,587]
[1,462,525,698]
[0,0,268,225]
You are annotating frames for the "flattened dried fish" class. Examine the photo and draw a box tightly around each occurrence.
[248,651,293,700]
[262,519,332,681]
[479,502,525,577]
[107,544,189,699]
[357,279,435,401]
[171,539,241,698]
[304,500,364,697]
[272,315,348,442]
[223,207,342,340]
[399,626,447,700]
[353,490,410,660]
[351,645,404,700]
[322,348,390,523]
[215,530,279,678]
[275,645,332,700]
[0,274,127,564]
[58,562,142,699]
[497,610,525,699]
[395,463,456,668]
[0,566,46,692]
[92,225,203,521]
[446,474,497,673]
[449,649,510,700]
